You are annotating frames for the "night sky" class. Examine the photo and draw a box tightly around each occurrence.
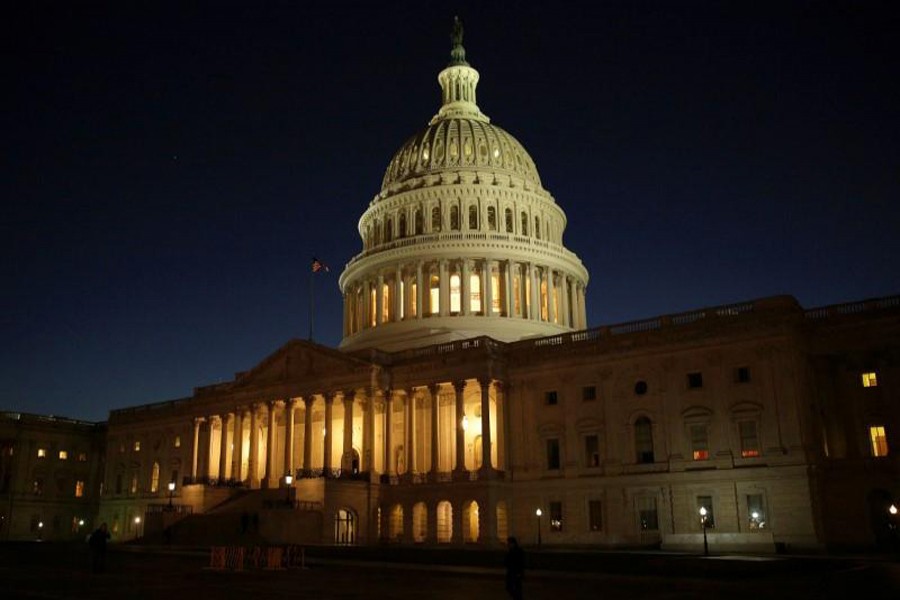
[4,1,899,422]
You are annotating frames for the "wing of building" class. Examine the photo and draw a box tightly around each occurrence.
[3,22,898,553]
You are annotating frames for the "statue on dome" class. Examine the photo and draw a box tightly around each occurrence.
[451,16,464,47]
[449,16,468,65]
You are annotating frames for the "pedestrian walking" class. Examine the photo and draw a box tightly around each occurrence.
[505,536,525,599]
[88,522,111,573]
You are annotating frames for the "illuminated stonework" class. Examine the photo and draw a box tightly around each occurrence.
[339,27,588,352]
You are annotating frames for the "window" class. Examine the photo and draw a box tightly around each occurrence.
[133,441,141,452]
[544,391,558,406]
[415,208,423,234]
[582,386,597,401]
[450,205,460,230]
[32,478,44,495]
[735,366,751,383]
[505,208,513,233]
[549,501,562,532]
[690,424,709,460]
[637,497,658,531]
[862,372,878,388]
[174,435,181,448]
[870,425,889,457]
[584,435,600,467]
[384,218,393,243]
[687,372,703,389]
[521,212,529,235]
[431,206,441,231]
[697,496,715,528]
[546,439,561,470]
[534,216,541,239]
[468,205,478,229]
[450,274,461,313]
[747,494,766,530]
[75,480,85,498]
[58,450,68,460]
[634,380,648,395]
[78,452,87,462]
[429,274,440,315]
[739,420,760,458]
[150,462,160,493]
[130,474,138,494]
[588,500,603,531]
[37,448,47,458]
[635,417,654,463]
[486,206,496,230]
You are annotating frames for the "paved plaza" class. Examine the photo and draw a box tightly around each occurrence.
[1,543,899,599]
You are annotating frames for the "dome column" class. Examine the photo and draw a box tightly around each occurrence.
[453,380,467,478]
[439,260,450,317]
[484,259,494,316]
[546,266,556,323]
[376,274,385,326]
[528,263,539,321]
[416,262,424,319]
[504,260,514,318]
[461,259,471,315]
[394,266,403,321]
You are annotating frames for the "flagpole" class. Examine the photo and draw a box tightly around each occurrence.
[309,267,315,342]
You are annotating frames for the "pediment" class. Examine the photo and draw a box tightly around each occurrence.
[234,339,369,389]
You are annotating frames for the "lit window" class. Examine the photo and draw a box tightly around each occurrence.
[130,474,138,494]
[174,436,181,448]
[747,494,766,530]
[697,496,715,528]
[450,274,461,313]
[37,448,47,458]
[862,372,878,388]
[75,480,85,498]
[133,441,140,452]
[469,273,481,313]
[870,426,889,457]
[588,500,603,531]
[58,450,68,460]
[584,435,600,467]
[739,420,760,458]
[549,501,563,532]
[150,462,160,493]
[690,424,709,460]
[78,452,87,462]
[429,275,440,315]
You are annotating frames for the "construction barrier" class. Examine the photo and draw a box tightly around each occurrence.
[208,545,304,572]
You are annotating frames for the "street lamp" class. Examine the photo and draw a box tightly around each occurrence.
[284,474,294,505]
[167,481,176,509]
[535,508,542,547]
[699,506,709,556]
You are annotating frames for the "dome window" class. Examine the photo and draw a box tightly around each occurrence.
[492,146,500,159]
[435,143,445,162]
[487,207,497,231]
[479,142,488,159]
[414,209,424,235]
[521,212,529,236]
[449,142,459,160]
[464,140,473,159]
[421,147,430,162]
[468,205,478,230]
[450,205,460,231]
[505,208,513,233]
[431,206,442,232]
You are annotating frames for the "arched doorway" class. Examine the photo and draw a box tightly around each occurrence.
[412,502,427,543]
[463,501,479,543]
[437,501,453,543]
[334,508,356,545]
[341,448,361,476]
[389,504,404,542]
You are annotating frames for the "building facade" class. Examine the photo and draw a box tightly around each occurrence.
[5,23,898,552]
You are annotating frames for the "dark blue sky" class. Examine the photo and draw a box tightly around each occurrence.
[4,1,899,422]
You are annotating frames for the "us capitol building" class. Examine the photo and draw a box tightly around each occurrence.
[2,23,898,553]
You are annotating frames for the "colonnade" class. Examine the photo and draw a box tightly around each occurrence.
[188,379,505,488]
[343,258,587,336]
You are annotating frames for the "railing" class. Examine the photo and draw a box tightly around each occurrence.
[182,476,246,488]
[110,396,192,417]
[804,295,900,319]
[146,503,193,515]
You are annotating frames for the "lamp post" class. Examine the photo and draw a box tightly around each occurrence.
[889,504,899,550]
[699,506,709,556]
[167,481,175,509]
[535,508,542,547]
[284,474,294,505]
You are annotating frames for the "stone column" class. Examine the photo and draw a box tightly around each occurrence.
[580,283,588,328]
[191,417,203,480]
[232,409,243,483]
[383,390,393,476]
[529,262,539,321]
[264,401,277,488]
[303,396,314,476]
[461,259,470,315]
[453,380,467,475]
[205,416,217,479]
[504,260,514,317]
[405,389,415,476]
[478,378,493,473]
[484,258,494,316]
[495,383,506,471]
[429,383,440,478]
[284,399,296,479]
[364,390,375,474]
[323,393,334,477]
[343,390,355,475]
[219,413,232,481]
[248,405,260,488]
[439,259,449,317]
[415,262,424,318]
[562,275,571,327]
[394,266,403,321]
[546,266,555,323]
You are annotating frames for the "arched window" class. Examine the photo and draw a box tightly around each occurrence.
[635,417,654,464]
[384,218,393,243]
[535,216,541,240]
[496,501,509,541]
[463,501,480,543]
[521,212,529,236]
[450,205,460,231]
[437,501,453,543]
[398,213,407,238]
[415,208,423,235]
[431,206,441,232]
[389,504,404,541]
[468,205,478,229]
[412,502,427,543]
[487,206,497,230]
[470,273,482,313]
[429,274,440,315]
[505,208,513,233]
[450,273,461,313]
[374,220,382,245]
[334,508,356,545]
[150,461,160,493]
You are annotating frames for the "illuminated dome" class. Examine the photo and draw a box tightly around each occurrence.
[339,18,589,352]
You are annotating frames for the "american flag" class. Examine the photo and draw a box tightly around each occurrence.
[311,258,329,273]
